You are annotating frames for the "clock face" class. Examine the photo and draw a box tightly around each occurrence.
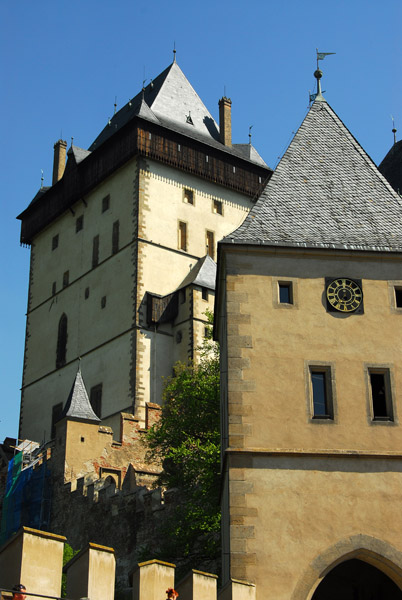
[326,278,363,313]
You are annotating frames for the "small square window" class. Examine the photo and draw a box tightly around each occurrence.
[52,234,59,250]
[279,282,293,304]
[213,199,223,215]
[52,282,56,296]
[101,296,107,309]
[202,288,208,301]
[395,287,402,308]
[63,271,69,288]
[369,369,394,421]
[309,367,333,419]
[76,215,84,232]
[102,194,110,213]
[183,189,194,205]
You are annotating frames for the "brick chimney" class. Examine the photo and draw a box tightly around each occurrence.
[52,139,67,185]
[218,97,232,146]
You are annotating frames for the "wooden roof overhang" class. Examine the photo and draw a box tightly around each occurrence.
[18,117,272,244]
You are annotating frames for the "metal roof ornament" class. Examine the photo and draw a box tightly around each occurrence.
[309,49,335,104]
[391,115,397,145]
[173,42,177,63]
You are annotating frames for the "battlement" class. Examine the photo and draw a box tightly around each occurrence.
[0,527,255,600]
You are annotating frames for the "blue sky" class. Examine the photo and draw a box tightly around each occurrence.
[0,0,401,441]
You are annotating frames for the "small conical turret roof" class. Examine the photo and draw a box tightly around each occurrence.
[60,368,100,423]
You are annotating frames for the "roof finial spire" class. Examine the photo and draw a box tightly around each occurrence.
[249,125,253,145]
[40,169,44,189]
[114,96,117,115]
[391,115,397,145]
[310,49,336,103]
[173,41,176,63]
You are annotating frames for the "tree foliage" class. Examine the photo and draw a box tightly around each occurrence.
[144,314,221,574]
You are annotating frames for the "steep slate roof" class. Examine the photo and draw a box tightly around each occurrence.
[67,145,92,164]
[379,139,402,195]
[177,255,217,291]
[60,369,100,423]
[89,61,268,168]
[223,98,402,252]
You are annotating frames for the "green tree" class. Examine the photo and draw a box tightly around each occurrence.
[144,313,221,575]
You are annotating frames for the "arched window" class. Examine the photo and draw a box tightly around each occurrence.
[56,313,68,368]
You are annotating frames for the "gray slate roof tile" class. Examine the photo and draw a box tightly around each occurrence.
[60,369,101,423]
[223,100,402,252]
[177,255,217,291]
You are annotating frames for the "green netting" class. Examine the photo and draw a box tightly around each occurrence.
[0,452,51,546]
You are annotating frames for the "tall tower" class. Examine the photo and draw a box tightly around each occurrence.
[215,73,402,598]
[17,61,271,443]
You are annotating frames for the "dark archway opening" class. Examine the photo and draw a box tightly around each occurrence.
[312,558,402,600]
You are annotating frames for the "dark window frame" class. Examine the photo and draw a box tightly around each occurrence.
[76,215,84,232]
[52,234,59,250]
[90,384,103,418]
[112,220,119,255]
[308,366,334,420]
[102,194,110,213]
[278,281,293,305]
[183,188,194,205]
[206,230,215,259]
[178,221,187,251]
[62,271,69,288]
[56,313,68,369]
[368,368,394,421]
[92,235,99,268]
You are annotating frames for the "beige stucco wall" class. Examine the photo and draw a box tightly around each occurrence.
[20,154,253,442]
[222,248,402,453]
[225,455,402,600]
[0,527,66,596]
[219,246,402,598]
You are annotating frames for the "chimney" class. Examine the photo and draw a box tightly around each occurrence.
[52,139,67,185]
[218,97,232,146]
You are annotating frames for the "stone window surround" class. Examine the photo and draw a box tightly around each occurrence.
[304,360,337,424]
[272,277,298,310]
[364,363,397,426]
[388,280,402,313]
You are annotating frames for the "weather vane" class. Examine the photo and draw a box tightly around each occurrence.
[309,49,336,104]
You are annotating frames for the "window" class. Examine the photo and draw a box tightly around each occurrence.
[63,271,69,288]
[84,287,89,299]
[92,235,99,267]
[51,403,63,439]
[56,313,68,369]
[309,367,333,419]
[213,199,223,215]
[90,384,102,418]
[202,288,208,301]
[206,231,215,259]
[76,215,84,232]
[102,194,110,213]
[112,220,119,254]
[176,331,182,344]
[52,282,56,296]
[52,234,59,250]
[279,282,293,304]
[180,289,185,304]
[395,287,402,308]
[183,189,194,205]
[369,369,393,421]
[204,327,209,338]
[178,221,187,251]
[101,296,107,309]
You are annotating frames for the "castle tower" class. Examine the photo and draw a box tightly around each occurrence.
[215,75,402,598]
[17,61,271,443]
